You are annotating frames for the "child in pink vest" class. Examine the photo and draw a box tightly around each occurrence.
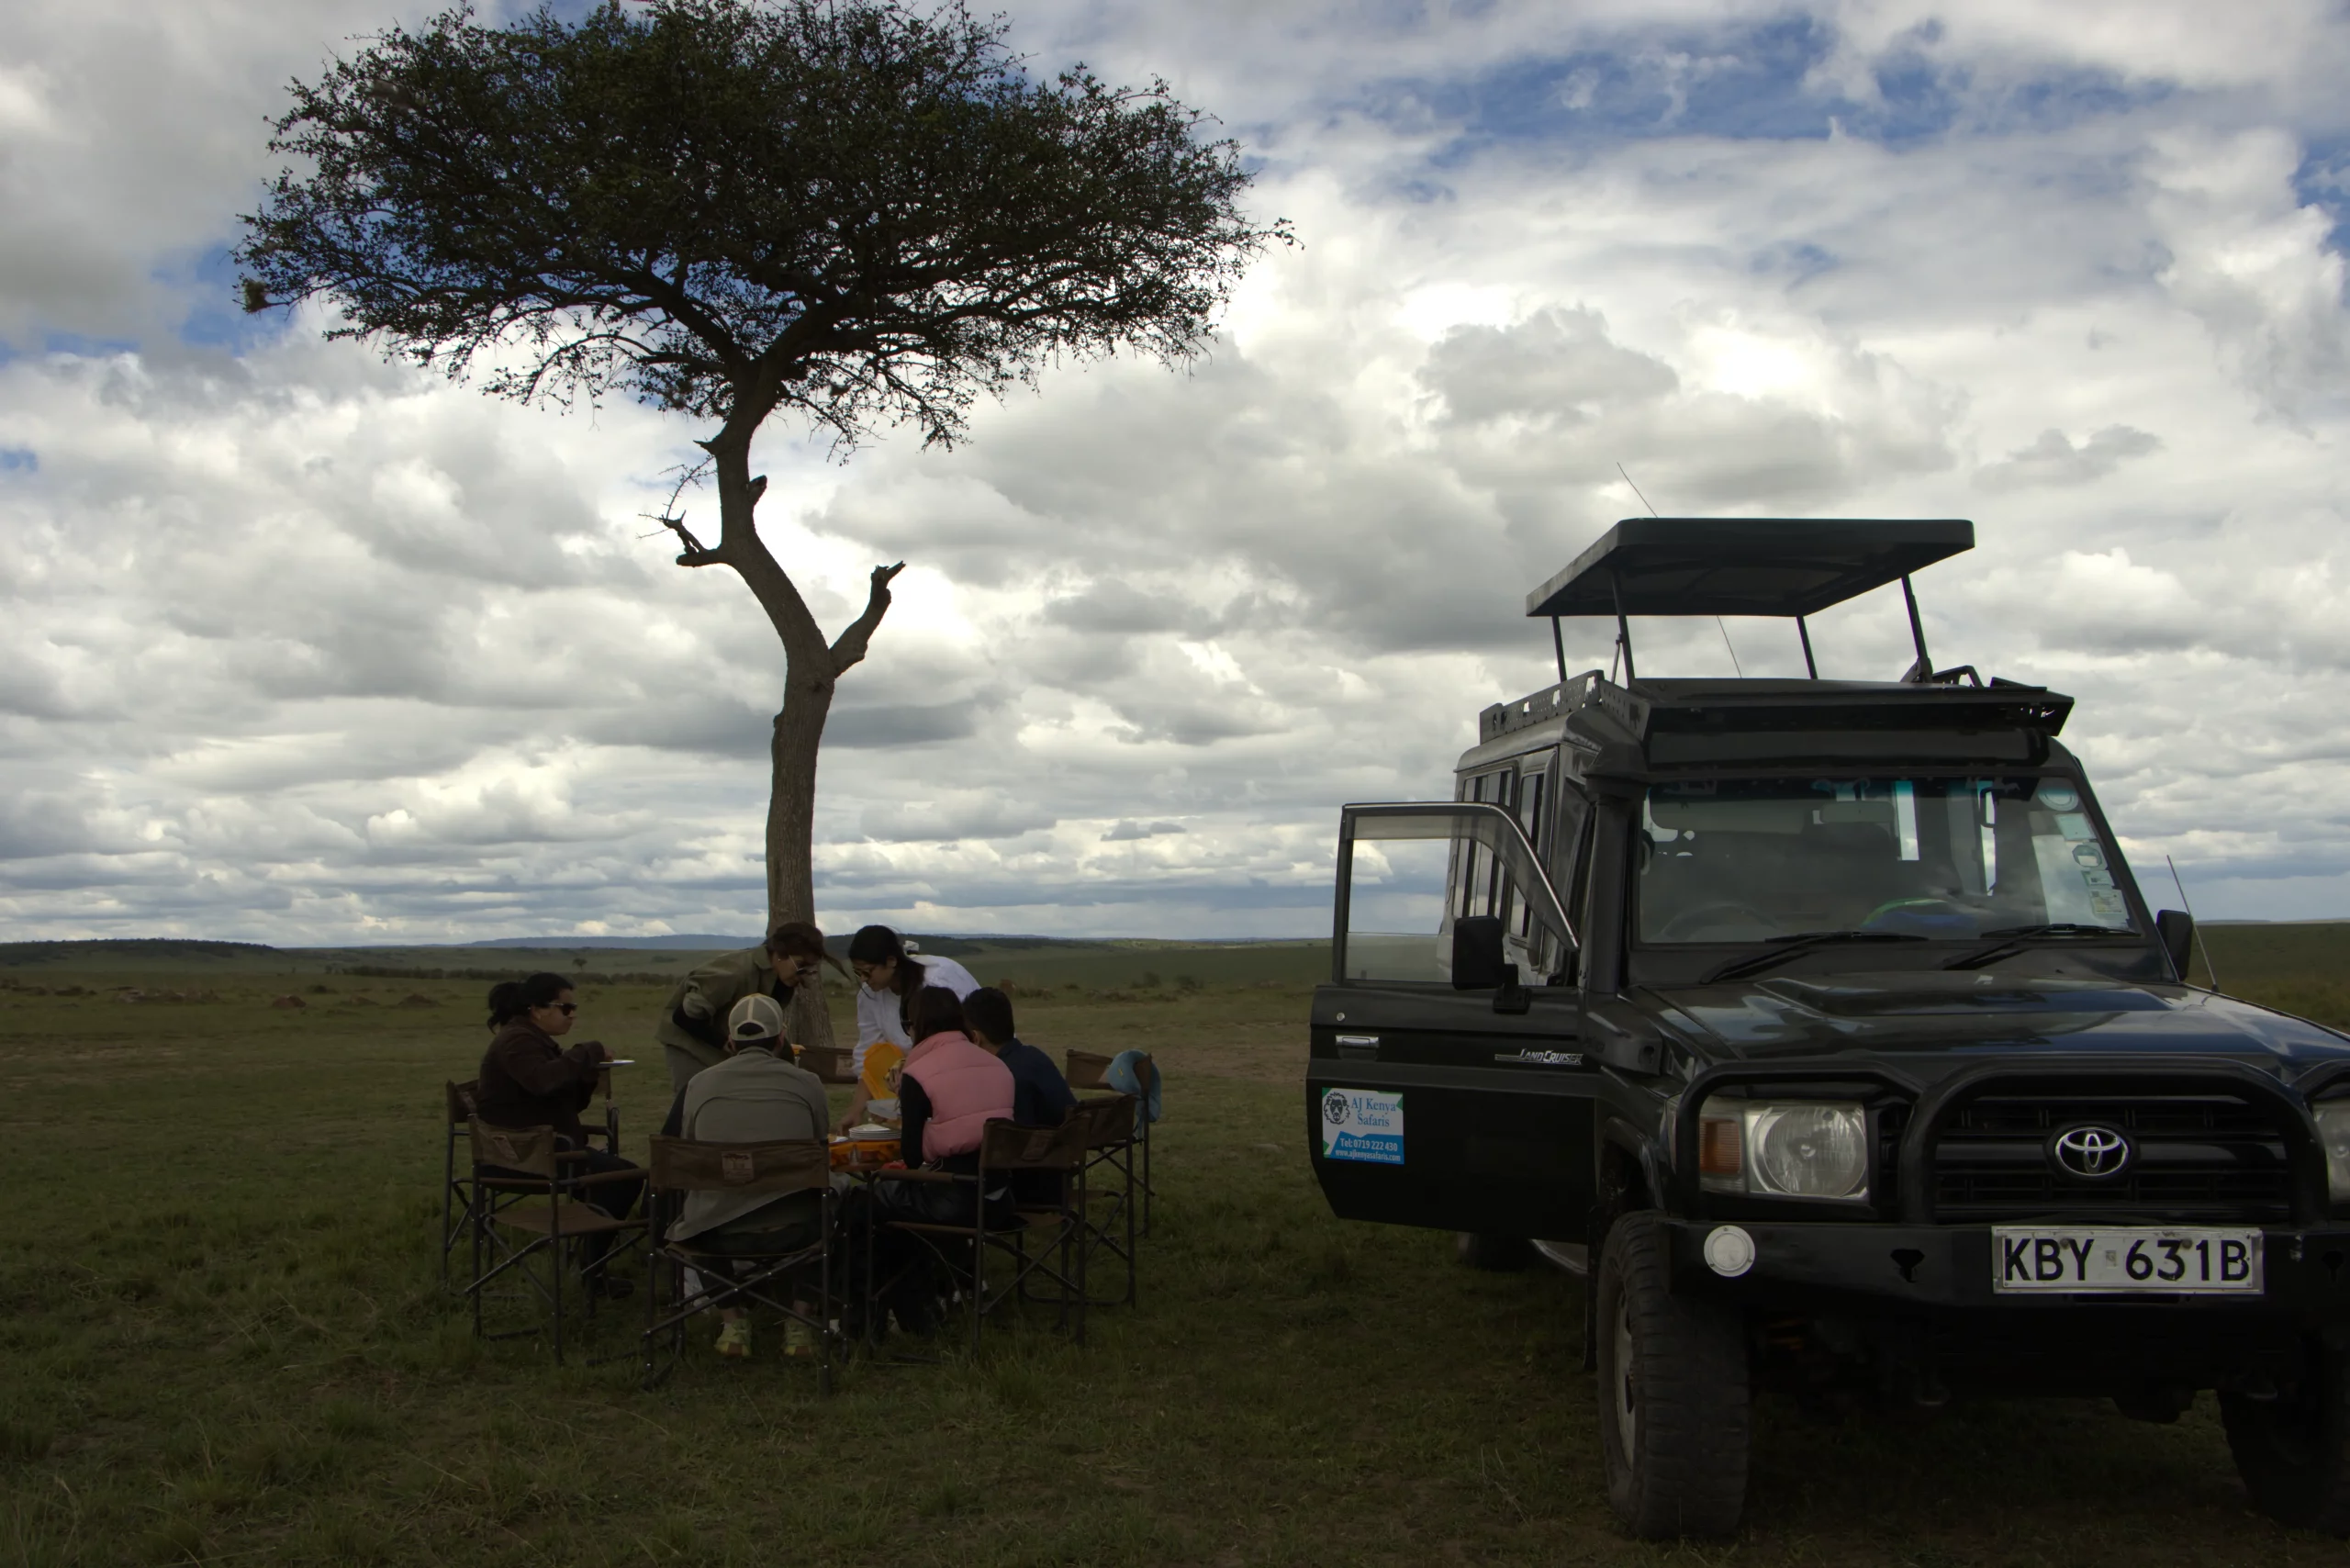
[897,987,1014,1170]
[855,988,1016,1338]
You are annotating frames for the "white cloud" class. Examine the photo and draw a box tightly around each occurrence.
[7,1,2350,938]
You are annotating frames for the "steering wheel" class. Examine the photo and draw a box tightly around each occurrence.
[1655,902,1779,942]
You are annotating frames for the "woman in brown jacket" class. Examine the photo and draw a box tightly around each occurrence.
[476,972,643,1296]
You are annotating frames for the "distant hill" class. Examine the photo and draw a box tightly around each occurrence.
[0,938,280,968]
[458,935,756,949]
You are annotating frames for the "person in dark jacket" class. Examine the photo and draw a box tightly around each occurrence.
[961,986,1077,1208]
[961,987,1076,1128]
[476,972,643,1295]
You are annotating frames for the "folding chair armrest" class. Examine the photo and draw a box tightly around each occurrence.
[869,1167,963,1185]
[570,1168,646,1187]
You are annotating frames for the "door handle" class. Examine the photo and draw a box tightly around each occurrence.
[1335,1034,1380,1059]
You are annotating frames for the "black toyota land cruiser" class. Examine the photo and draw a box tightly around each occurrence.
[1306,518,2350,1538]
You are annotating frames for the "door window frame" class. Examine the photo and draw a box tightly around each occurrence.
[1332,801,1580,986]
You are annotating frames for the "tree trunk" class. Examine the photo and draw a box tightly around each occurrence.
[769,667,836,1051]
[683,411,903,1058]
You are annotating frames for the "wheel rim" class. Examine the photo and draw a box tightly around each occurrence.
[1611,1289,1638,1461]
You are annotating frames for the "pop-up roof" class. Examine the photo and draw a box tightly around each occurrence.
[1524,518,1975,620]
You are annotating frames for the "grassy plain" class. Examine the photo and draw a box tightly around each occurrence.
[2,930,2349,1565]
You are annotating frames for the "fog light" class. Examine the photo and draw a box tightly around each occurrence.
[1704,1225,1756,1277]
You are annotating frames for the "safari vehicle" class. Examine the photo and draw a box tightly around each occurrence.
[1306,519,2350,1539]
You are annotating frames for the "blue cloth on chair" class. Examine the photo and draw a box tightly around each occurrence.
[1106,1049,1160,1131]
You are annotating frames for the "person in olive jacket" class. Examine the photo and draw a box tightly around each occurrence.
[655,922,842,1092]
[476,971,643,1295]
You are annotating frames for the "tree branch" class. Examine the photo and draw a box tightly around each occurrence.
[830,561,907,672]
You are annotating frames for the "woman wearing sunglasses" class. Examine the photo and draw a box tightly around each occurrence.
[475,971,644,1295]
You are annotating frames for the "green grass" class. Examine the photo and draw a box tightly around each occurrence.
[2,943,2348,1565]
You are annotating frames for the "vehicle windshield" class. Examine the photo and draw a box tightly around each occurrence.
[1638,775,2135,944]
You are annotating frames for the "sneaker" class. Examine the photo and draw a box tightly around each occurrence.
[715,1319,752,1360]
[783,1317,816,1360]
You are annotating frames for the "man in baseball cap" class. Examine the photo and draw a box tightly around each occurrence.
[727,991,789,1047]
[657,991,833,1360]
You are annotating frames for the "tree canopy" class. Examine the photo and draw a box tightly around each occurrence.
[237,0,1282,448]
[236,0,1282,1026]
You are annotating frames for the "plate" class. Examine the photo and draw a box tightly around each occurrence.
[1992,1226,2263,1294]
[848,1123,895,1141]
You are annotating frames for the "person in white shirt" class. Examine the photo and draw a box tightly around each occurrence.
[839,924,979,1131]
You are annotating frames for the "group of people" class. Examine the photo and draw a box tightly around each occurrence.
[469,922,1083,1358]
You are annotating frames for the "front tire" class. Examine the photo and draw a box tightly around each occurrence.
[2222,1346,2350,1534]
[1595,1211,1750,1539]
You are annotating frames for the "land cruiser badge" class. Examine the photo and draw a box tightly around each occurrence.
[1320,1088,1404,1165]
[1495,1048,1584,1067]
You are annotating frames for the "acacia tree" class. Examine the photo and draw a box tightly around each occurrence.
[239,0,1280,1040]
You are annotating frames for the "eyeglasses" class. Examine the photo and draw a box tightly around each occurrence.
[546,1002,577,1015]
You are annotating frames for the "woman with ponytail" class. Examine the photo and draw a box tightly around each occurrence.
[841,924,979,1131]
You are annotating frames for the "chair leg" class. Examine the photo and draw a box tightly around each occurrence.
[818,1205,834,1395]
[643,1229,667,1390]
[442,1136,455,1294]
[470,1182,486,1340]
[968,1213,984,1359]
[551,1193,568,1365]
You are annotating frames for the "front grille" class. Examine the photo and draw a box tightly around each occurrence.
[1930,1094,2294,1222]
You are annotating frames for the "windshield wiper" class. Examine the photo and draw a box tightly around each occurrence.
[1701,930,1928,984]
[1942,924,2128,970]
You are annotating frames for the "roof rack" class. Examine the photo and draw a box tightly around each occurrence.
[1524,518,1975,685]
[1477,669,2071,747]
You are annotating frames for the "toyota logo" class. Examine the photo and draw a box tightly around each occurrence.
[2049,1124,2132,1180]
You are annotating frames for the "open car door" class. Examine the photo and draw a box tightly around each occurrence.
[1307,802,1597,1240]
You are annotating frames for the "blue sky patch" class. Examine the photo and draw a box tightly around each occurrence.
[2293,138,2350,271]
[1356,15,2171,165]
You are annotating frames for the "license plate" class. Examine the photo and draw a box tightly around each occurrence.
[1992,1227,2263,1294]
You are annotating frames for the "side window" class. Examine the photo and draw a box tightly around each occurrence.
[1341,807,1573,985]
[1512,764,1549,940]
[1552,787,1592,908]
[1455,770,1514,920]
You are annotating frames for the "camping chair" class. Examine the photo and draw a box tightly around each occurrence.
[642,1137,837,1393]
[465,1122,644,1362]
[442,1080,481,1295]
[1066,1050,1158,1236]
[869,1116,1092,1355]
[446,1067,619,1295]
[1058,1094,1142,1307]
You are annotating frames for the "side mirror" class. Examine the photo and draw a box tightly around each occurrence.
[2154,910,2195,981]
[1452,916,1507,990]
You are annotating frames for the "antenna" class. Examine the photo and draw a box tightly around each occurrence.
[1616,464,1741,678]
[2165,855,2223,991]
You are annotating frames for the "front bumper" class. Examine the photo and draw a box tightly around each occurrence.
[1664,1218,2350,1315]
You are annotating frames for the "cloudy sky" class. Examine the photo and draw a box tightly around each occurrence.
[6,0,2350,944]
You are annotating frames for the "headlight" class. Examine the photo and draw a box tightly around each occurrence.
[2316,1102,2350,1203]
[1698,1099,1871,1202]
